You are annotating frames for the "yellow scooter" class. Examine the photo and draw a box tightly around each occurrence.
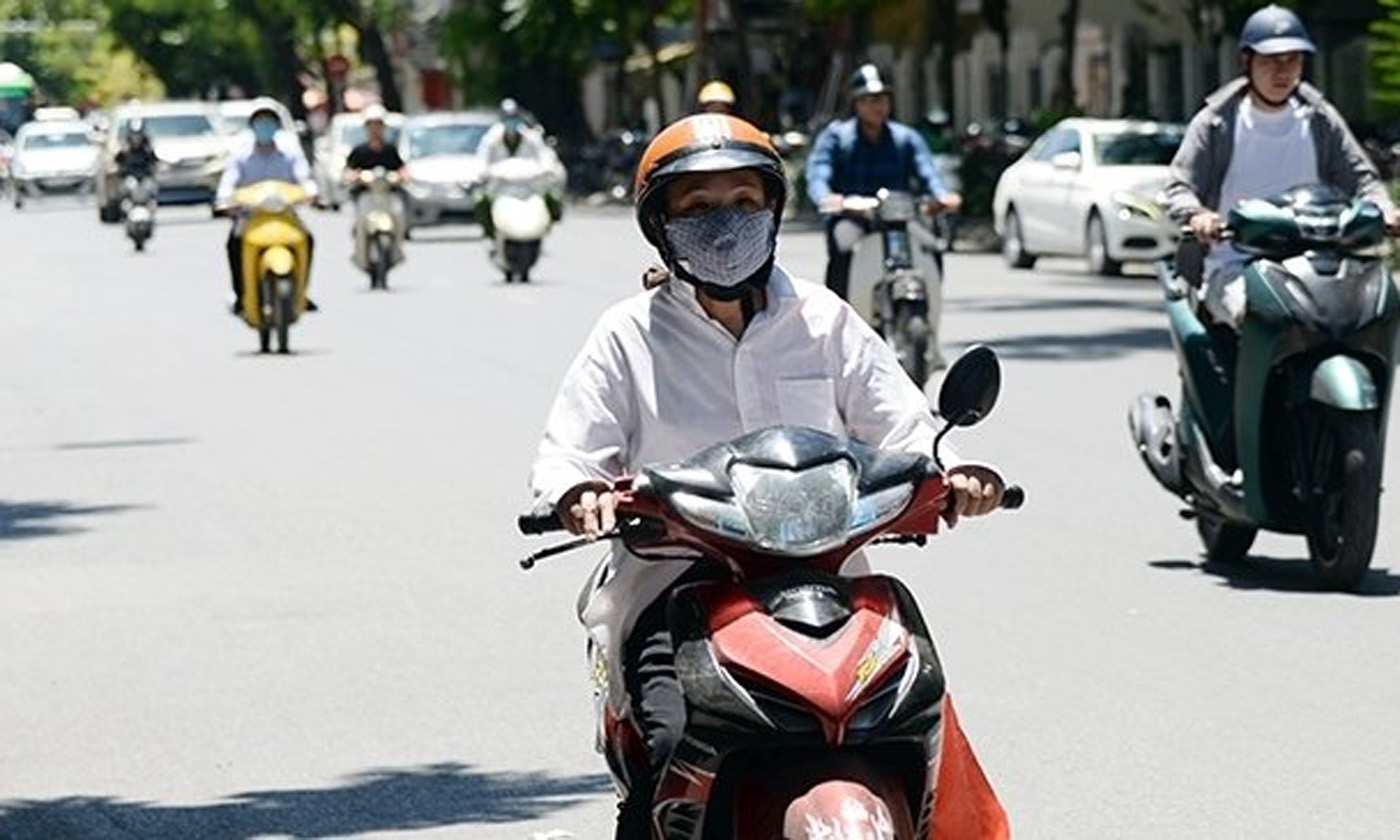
[228,181,312,354]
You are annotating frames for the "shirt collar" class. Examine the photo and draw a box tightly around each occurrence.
[661,262,795,329]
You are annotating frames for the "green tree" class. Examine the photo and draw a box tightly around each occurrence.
[0,0,164,107]
[441,0,689,140]
[1371,0,1400,113]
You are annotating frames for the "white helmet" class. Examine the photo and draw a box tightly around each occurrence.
[362,104,388,124]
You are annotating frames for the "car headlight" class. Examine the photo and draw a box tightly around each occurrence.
[1111,191,1161,221]
[405,182,431,199]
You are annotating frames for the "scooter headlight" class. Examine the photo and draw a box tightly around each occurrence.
[259,192,288,214]
[733,460,856,556]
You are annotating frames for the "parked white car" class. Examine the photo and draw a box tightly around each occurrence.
[314,110,404,210]
[9,119,98,208]
[993,118,1184,275]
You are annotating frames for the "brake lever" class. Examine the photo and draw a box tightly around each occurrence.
[520,531,620,570]
[519,515,663,571]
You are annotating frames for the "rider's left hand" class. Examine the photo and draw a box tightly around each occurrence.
[944,463,1004,525]
[1385,207,1400,236]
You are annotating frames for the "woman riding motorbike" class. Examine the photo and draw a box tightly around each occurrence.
[528,113,1006,836]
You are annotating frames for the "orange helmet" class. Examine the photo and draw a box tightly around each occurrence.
[633,113,786,254]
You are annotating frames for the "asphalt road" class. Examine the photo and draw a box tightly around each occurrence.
[2,193,1398,839]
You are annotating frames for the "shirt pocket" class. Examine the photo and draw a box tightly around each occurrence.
[776,377,842,434]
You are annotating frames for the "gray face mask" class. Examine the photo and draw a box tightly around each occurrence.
[664,207,775,289]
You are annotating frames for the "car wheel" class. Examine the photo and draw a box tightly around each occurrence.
[1086,212,1122,277]
[1002,208,1037,269]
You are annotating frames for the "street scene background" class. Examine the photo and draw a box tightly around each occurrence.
[4,1,1400,838]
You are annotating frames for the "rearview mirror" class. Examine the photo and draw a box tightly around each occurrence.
[1051,150,1081,170]
[938,344,1001,428]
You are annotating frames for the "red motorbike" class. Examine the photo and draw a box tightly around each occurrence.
[519,346,1021,839]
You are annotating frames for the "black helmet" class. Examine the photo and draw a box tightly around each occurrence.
[850,63,891,98]
[1239,5,1315,55]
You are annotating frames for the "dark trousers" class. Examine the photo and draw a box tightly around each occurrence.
[227,228,315,302]
[823,219,854,302]
[615,591,687,839]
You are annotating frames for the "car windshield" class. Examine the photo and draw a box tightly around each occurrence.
[339,123,401,149]
[23,131,89,149]
[1093,130,1183,165]
[407,123,487,157]
[122,114,214,139]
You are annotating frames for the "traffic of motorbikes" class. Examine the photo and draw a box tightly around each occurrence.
[10,11,1400,831]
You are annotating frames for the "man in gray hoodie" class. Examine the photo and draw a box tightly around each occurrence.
[1161,4,1396,329]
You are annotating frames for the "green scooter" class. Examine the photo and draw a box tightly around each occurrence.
[1129,184,1399,590]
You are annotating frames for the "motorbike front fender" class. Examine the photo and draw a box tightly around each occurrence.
[1310,355,1379,411]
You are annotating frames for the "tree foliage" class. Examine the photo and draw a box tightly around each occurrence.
[1371,0,1400,110]
[0,0,164,106]
[440,0,689,141]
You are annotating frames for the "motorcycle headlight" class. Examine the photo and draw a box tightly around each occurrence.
[258,192,288,214]
[733,460,856,556]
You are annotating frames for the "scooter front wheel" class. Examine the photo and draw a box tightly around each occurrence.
[1305,411,1380,591]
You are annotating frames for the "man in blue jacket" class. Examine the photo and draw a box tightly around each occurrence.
[805,64,962,300]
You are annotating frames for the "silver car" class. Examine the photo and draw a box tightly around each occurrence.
[9,120,98,209]
[993,118,1184,276]
[401,111,494,232]
[98,102,227,221]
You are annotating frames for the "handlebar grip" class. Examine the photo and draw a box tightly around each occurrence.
[1000,485,1025,510]
[517,512,564,535]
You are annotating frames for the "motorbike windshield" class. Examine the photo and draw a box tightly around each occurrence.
[1231,184,1385,255]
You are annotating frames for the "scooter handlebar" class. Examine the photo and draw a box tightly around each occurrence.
[1000,484,1025,510]
[517,511,565,535]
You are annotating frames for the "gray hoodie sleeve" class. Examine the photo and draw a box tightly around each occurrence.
[1161,109,1218,224]
[1318,101,1395,215]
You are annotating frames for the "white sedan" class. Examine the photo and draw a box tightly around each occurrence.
[993,118,1183,275]
[9,120,98,209]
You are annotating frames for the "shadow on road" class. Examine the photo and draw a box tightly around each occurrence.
[0,762,611,839]
[946,295,1163,316]
[405,230,485,244]
[0,501,141,542]
[973,325,1170,361]
[57,437,194,452]
[1149,556,1400,597]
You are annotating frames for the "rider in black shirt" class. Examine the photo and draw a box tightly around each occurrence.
[115,119,159,178]
[343,105,403,188]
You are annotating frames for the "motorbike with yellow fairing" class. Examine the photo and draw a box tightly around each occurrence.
[223,181,313,355]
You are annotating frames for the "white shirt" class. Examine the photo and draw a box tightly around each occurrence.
[529,266,949,683]
[215,134,315,205]
[477,123,565,187]
[1206,96,1318,277]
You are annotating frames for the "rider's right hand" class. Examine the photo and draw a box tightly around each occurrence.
[558,481,618,539]
[1189,210,1223,243]
[819,193,845,215]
